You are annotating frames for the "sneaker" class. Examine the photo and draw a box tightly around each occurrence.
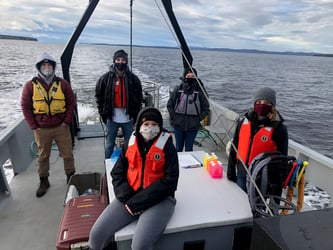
[36,177,50,197]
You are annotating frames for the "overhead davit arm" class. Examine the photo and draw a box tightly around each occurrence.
[161,0,193,69]
[60,0,100,142]
[61,0,100,84]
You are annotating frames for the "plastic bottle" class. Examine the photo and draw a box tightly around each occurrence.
[207,153,218,172]
[203,153,210,169]
[206,155,213,172]
[211,153,218,162]
[209,161,223,178]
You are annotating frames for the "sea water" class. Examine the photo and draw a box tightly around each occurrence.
[0,39,332,161]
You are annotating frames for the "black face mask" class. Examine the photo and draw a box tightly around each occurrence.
[115,63,127,71]
[185,78,196,85]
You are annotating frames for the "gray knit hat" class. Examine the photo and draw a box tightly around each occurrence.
[254,87,276,106]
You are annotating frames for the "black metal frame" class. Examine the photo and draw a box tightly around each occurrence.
[60,0,192,139]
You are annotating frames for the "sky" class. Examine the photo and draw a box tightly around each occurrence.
[1,0,333,54]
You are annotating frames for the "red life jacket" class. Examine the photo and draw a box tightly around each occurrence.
[126,132,171,191]
[236,118,277,166]
[113,76,127,108]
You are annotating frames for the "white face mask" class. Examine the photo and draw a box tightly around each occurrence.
[139,125,160,141]
[41,68,53,78]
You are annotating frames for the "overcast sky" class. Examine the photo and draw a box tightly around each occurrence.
[1,0,333,53]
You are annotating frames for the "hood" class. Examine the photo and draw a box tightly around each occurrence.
[35,52,56,84]
[135,107,163,135]
[35,52,57,71]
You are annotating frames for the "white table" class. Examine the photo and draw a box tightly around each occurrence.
[105,151,253,249]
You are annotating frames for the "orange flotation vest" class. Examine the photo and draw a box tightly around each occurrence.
[126,132,171,191]
[236,118,277,166]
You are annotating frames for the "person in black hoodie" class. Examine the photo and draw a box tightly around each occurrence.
[227,87,288,192]
[89,107,179,250]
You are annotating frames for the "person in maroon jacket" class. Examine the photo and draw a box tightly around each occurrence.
[21,52,76,197]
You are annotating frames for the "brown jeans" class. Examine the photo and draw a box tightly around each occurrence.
[34,124,75,177]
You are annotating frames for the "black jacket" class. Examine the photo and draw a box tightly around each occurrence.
[95,65,143,123]
[227,109,288,182]
[167,79,210,131]
[111,129,179,213]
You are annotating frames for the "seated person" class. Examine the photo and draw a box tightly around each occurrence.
[88,107,179,250]
[227,87,288,192]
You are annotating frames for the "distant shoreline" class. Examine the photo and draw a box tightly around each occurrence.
[0,34,37,41]
[1,35,332,57]
[81,43,333,57]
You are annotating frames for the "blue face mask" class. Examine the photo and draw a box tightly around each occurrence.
[254,103,272,116]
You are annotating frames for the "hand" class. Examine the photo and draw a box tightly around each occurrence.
[125,204,142,216]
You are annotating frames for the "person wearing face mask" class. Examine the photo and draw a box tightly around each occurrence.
[95,49,143,159]
[227,87,288,192]
[89,107,179,250]
[21,52,76,197]
[167,67,210,152]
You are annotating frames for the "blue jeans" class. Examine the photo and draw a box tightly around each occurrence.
[237,173,247,192]
[105,119,133,159]
[174,127,198,152]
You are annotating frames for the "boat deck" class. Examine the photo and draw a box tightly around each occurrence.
[0,136,105,250]
[0,122,231,249]
[1,121,318,249]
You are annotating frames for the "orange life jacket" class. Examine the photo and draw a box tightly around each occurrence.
[236,118,277,166]
[126,132,171,191]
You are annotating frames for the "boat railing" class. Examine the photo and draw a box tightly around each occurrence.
[288,139,333,204]
[0,116,34,195]
[142,80,162,109]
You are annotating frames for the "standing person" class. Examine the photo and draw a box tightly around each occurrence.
[167,67,210,152]
[21,52,76,197]
[88,107,179,250]
[95,49,143,159]
[227,87,288,192]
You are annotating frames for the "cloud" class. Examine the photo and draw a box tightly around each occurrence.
[1,0,333,53]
